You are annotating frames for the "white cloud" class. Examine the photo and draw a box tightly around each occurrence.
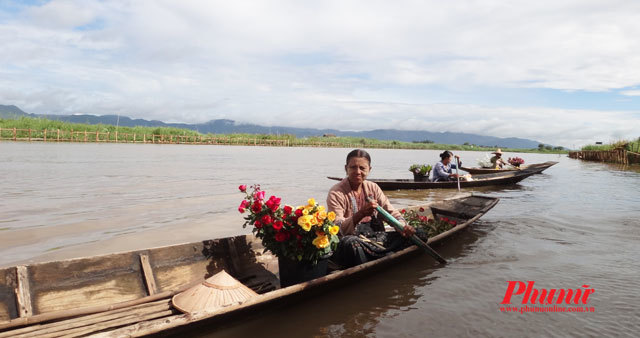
[1,0,639,147]
[620,90,640,96]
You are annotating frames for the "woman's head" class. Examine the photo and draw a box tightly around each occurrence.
[345,149,371,187]
[440,150,453,164]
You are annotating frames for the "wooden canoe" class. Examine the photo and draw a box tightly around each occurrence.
[0,194,498,337]
[328,163,554,190]
[460,161,558,174]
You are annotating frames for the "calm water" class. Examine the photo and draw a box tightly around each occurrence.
[1,142,639,337]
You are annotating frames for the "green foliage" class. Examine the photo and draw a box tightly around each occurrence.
[409,164,432,175]
[581,139,635,151]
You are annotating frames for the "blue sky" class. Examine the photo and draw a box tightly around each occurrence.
[1,0,640,147]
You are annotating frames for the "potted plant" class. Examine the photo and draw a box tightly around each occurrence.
[508,157,525,167]
[409,164,432,182]
[238,184,340,287]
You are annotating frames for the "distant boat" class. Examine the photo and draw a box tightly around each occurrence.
[460,161,558,174]
[0,195,498,337]
[328,162,556,190]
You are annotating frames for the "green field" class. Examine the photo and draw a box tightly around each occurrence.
[0,116,568,153]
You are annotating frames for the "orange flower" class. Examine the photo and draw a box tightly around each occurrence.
[312,234,330,249]
[297,215,314,231]
[327,211,336,222]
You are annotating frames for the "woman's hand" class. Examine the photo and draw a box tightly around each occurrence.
[359,198,378,217]
[401,224,416,238]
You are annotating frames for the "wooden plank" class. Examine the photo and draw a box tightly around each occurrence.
[15,266,33,318]
[139,254,158,295]
[0,267,17,322]
[0,282,196,331]
[2,300,172,338]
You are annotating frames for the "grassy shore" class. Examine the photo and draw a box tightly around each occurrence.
[581,138,640,152]
[1,116,568,153]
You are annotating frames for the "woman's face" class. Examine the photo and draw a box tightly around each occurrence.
[345,157,371,186]
[442,156,451,165]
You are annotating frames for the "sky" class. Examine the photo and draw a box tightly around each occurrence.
[1,0,640,148]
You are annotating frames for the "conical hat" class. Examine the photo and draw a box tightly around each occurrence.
[172,270,258,314]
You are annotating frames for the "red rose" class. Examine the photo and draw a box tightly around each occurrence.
[401,209,406,214]
[283,205,293,215]
[295,208,303,217]
[254,190,265,201]
[275,231,288,242]
[251,201,262,213]
[273,220,283,231]
[239,185,247,192]
[419,207,425,212]
[261,214,272,225]
[238,207,245,213]
[265,196,281,212]
[254,220,262,228]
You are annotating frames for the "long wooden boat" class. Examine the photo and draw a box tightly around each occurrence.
[328,164,552,190]
[0,194,498,337]
[460,161,558,174]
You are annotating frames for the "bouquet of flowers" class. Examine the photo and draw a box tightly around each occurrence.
[238,184,340,264]
[400,207,458,238]
[508,157,525,167]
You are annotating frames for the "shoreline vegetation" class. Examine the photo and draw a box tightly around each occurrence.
[1,116,567,153]
[570,138,640,165]
[580,138,640,153]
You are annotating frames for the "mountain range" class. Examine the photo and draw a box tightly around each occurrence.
[1,104,549,148]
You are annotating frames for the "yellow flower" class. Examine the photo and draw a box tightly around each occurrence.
[297,215,314,231]
[317,205,326,212]
[327,211,336,222]
[307,197,316,207]
[302,208,309,215]
[317,210,327,220]
[312,234,330,248]
[329,225,340,236]
[310,216,318,225]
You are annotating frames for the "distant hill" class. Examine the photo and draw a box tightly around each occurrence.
[0,104,546,148]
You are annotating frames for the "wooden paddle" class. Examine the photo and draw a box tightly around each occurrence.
[368,198,447,264]
[454,156,461,192]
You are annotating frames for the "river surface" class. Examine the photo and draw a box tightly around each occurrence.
[1,142,639,337]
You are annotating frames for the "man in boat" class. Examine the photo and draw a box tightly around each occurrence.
[327,149,419,268]
[490,149,507,169]
[432,150,462,182]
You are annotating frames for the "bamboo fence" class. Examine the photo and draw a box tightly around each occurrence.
[0,127,401,149]
[568,147,640,165]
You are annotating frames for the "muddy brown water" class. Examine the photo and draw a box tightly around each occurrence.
[1,142,638,337]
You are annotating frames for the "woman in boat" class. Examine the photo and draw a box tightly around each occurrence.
[432,150,462,182]
[490,149,507,169]
[327,149,417,268]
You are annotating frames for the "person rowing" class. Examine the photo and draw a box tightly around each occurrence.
[432,150,462,182]
[490,148,507,169]
[326,149,422,268]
